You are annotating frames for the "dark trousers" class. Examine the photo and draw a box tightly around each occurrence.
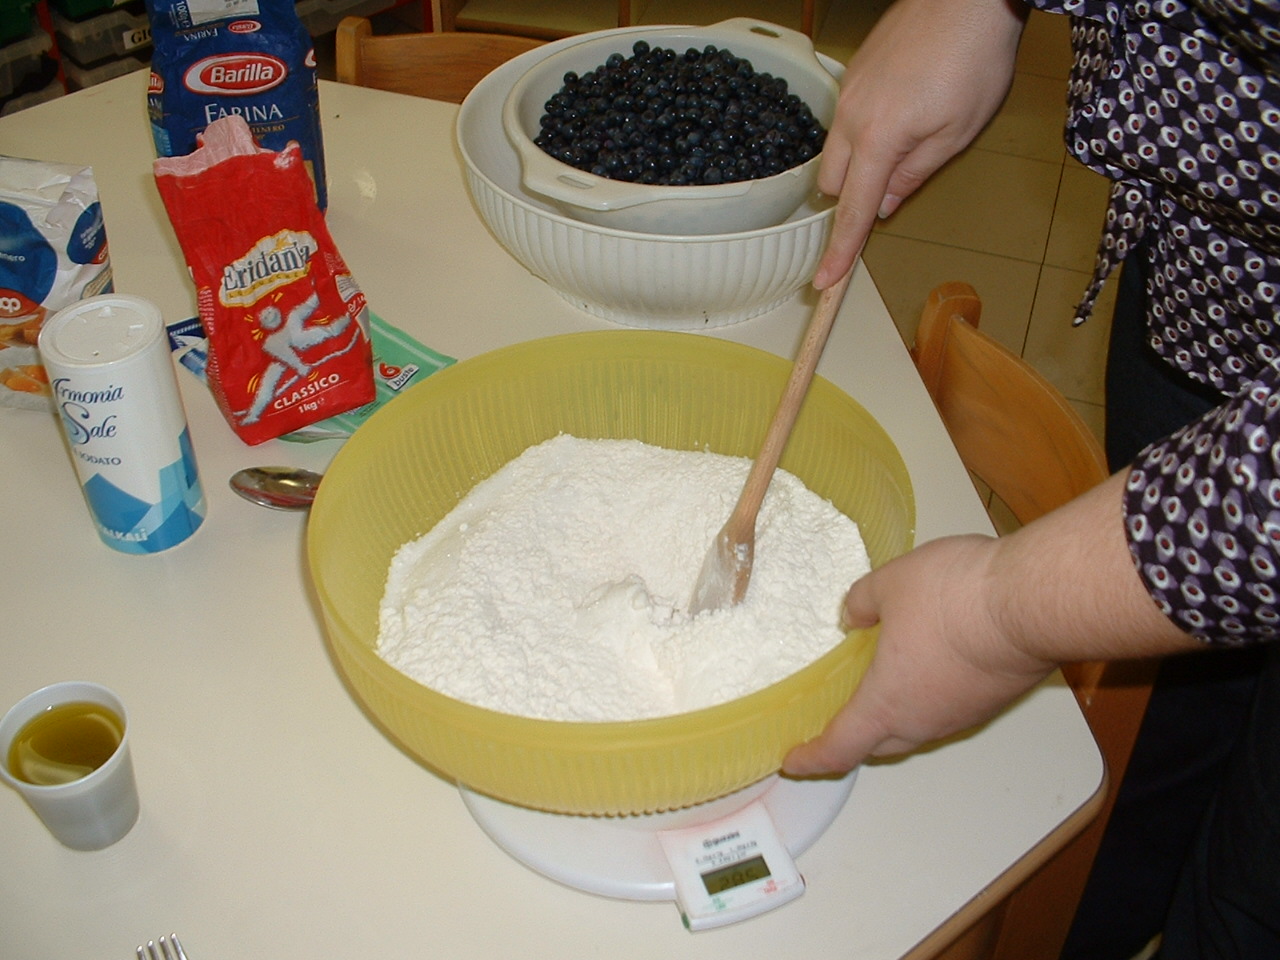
[1160,646,1280,958]
[1060,245,1269,960]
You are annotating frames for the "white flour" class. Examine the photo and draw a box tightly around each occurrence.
[377,435,871,722]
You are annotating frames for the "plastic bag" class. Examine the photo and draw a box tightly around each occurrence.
[0,156,113,410]
[154,116,373,445]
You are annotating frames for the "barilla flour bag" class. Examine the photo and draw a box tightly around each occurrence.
[145,0,327,209]
[154,116,373,445]
[0,156,113,410]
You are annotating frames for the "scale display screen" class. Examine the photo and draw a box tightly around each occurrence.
[701,855,771,895]
[659,802,805,930]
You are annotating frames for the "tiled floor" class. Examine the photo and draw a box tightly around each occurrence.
[356,0,1116,454]
[796,0,1115,450]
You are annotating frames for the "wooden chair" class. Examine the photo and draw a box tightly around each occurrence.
[913,283,1158,960]
[335,16,544,103]
[432,0,820,40]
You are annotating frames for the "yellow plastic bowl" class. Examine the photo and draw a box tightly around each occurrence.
[308,331,915,815]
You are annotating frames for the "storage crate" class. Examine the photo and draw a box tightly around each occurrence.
[0,2,35,45]
[0,29,52,100]
[61,48,148,89]
[52,3,150,67]
[1,75,64,115]
[51,0,131,21]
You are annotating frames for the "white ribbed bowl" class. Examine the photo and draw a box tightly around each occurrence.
[456,27,839,329]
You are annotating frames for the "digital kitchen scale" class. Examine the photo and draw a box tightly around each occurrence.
[460,770,856,929]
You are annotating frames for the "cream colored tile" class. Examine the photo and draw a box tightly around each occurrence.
[876,148,1061,263]
[814,0,893,63]
[987,493,1022,537]
[1044,159,1111,272]
[1023,264,1117,405]
[860,233,1039,353]
[972,70,1068,164]
[813,36,855,68]
[1016,8,1074,80]
[1070,398,1107,452]
[961,478,1021,536]
[815,2,1069,81]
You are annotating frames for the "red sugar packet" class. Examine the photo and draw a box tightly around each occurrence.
[153,116,373,445]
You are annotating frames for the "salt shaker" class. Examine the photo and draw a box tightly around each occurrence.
[38,294,206,553]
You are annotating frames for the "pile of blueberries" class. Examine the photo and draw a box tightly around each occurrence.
[533,40,827,187]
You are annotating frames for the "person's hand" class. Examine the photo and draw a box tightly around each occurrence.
[782,535,1056,774]
[813,0,1028,288]
[783,472,1198,775]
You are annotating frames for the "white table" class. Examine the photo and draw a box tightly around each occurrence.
[0,73,1102,960]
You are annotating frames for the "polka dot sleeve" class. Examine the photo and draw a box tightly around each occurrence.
[1125,373,1280,644]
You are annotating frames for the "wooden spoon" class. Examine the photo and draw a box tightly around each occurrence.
[689,267,855,615]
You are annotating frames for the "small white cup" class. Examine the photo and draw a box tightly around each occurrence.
[0,681,139,851]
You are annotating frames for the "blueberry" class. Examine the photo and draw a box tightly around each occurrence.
[535,40,827,186]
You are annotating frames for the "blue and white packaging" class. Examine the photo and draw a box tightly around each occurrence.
[0,155,113,410]
[39,295,206,554]
[145,0,327,208]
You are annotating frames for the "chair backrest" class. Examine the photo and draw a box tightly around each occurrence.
[335,17,545,103]
[913,282,1157,960]
[911,281,1109,524]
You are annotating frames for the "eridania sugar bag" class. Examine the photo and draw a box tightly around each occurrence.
[154,116,373,445]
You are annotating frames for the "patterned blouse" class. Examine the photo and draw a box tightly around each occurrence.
[1028,0,1280,643]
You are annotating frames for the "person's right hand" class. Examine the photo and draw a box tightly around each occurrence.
[783,472,1201,775]
[813,0,1028,288]
[782,534,1058,774]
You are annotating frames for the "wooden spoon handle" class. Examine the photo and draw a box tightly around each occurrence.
[724,267,855,539]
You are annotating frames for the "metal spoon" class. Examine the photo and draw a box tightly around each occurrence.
[688,267,854,615]
[229,466,324,510]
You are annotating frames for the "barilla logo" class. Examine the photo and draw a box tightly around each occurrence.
[221,230,318,307]
[184,54,286,96]
[228,20,261,34]
[148,71,163,95]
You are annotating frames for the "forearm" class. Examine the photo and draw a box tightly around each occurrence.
[986,470,1201,664]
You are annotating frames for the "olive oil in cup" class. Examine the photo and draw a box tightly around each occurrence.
[7,701,124,785]
[0,682,139,850]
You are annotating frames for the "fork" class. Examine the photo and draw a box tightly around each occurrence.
[136,934,188,960]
